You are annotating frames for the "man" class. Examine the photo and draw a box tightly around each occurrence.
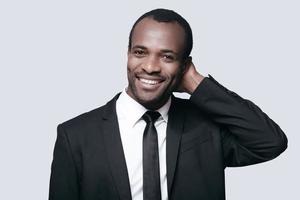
[49,9,287,200]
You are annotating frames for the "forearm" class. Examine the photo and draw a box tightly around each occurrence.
[190,75,287,165]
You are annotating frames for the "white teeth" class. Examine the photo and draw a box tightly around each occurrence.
[140,78,160,85]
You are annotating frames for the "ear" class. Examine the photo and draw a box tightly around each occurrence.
[181,56,192,73]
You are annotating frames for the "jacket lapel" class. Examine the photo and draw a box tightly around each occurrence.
[99,94,184,199]
[101,94,132,200]
[166,96,184,195]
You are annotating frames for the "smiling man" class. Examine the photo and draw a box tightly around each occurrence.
[127,16,188,110]
[49,9,287,200]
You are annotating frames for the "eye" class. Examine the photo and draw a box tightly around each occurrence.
[162,54,175,62]
[133,49,146,57]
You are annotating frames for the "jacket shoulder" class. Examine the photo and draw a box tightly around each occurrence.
[59,105,105,130]
[59,93,119,131]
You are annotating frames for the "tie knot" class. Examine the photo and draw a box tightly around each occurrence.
[142,111,161,124]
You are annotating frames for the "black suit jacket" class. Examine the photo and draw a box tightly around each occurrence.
[49,76,287,200]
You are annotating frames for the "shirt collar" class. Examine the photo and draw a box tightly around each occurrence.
[116,88,171,127]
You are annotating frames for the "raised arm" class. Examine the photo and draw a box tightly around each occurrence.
[178,59,288,166]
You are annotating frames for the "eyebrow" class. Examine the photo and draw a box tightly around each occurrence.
[132,45,147,50]
[132,45,178,55]
[160,49,177,55]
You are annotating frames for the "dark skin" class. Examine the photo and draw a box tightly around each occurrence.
[127,17,204,110]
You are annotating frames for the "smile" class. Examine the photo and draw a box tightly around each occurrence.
[139,78,160,85]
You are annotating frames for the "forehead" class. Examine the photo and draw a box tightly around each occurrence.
[131,17,185,53]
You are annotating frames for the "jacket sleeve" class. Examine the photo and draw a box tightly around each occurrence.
[49,124,80,200]
[190,75,288,167]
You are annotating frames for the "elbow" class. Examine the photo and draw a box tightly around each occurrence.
[278,133,288,154]
[261,121,288,160]
[268,133,288,159]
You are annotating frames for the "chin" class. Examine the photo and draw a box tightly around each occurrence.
[136,92,169,110]
[127,81,173,109]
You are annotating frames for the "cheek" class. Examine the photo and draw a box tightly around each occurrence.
[165,65,183,81]
[127,58,142,73]
[127,59,133,71]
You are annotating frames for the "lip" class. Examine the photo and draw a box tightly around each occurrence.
[139,78,160,85]
[136,76,164,90]
[137,74,164,81]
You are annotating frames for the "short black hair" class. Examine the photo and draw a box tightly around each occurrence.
[128,8,193,60]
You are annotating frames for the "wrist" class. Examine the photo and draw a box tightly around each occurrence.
[186,72,205,94]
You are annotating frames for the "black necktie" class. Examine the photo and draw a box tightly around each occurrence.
[142,111,162,200]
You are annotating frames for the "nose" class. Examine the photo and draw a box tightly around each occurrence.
[142,55,161,73]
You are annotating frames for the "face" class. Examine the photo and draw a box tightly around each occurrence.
[127,17,186,110]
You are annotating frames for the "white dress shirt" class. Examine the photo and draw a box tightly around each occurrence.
[116,89,171,200]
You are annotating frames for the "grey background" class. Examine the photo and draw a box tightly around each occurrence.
[0,0,299,199]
